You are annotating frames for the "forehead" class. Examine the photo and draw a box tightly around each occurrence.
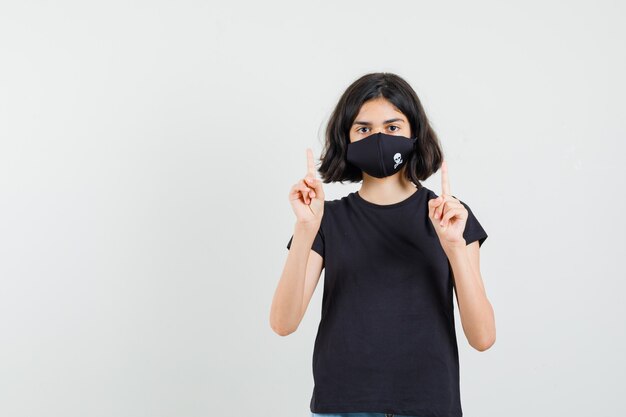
[354,98,407,122]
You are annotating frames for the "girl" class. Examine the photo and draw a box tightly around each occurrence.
[270,72,495,417]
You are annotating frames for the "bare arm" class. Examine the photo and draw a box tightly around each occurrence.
[445,240,496,351]
[430,160,495,352]
[270,222,324,336]
[270,148,325,336]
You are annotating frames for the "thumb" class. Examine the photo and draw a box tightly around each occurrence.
[304,177,325,200]
[428,196,442,217]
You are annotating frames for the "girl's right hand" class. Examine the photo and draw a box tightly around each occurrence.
[289,148,325,226]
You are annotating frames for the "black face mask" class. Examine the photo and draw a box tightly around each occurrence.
[346,132,417,178]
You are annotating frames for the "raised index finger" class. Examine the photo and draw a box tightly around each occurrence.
[441,159,450,196]
[306,148,316,178]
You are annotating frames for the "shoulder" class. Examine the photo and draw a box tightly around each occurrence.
[420,185,436,198]
[320,198,340,219]
[318,193,353,225]
[322,192,353,210]
[417,185,440,206]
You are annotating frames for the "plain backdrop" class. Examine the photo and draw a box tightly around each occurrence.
[1,1,625,416]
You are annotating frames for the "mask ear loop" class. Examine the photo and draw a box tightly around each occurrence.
[410,137,419,160]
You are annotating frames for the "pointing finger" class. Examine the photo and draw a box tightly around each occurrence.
[306,148,316,178]
[441,160,450,197]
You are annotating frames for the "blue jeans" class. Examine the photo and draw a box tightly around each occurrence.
[312,413,424,417]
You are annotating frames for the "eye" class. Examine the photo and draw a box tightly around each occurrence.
[357,127,370,133]
[388,125,399,132]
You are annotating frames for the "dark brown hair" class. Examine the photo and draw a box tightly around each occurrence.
[318,72,443,186]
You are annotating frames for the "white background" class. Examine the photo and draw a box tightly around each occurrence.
[1,1,624,416]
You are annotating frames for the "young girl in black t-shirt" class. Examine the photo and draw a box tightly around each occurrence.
[270,72,494,417]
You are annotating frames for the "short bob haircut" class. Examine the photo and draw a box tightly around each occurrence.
[318,72,443,186]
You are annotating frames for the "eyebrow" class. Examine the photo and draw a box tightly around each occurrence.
[353,118,405,125]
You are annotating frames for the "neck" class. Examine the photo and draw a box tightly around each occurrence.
[358,169,417,205]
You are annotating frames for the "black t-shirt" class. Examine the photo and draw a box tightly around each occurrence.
[286,185,488,417]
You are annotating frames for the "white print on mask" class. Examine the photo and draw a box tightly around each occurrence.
[393,153,403,169]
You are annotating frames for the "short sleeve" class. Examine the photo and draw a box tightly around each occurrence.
[286,225,325,259]
[457,198,488,247]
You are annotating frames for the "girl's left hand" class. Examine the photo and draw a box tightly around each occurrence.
[428,160,468,248]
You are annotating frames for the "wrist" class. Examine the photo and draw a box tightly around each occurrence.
[294,219,321,232]
[442,239,466,254]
